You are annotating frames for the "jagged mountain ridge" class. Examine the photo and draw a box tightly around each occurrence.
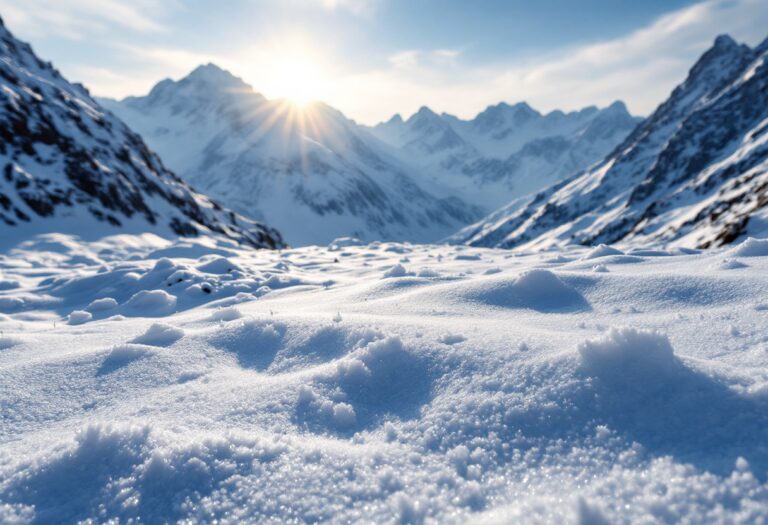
[368,100,641,210]
[0,19,283,249]
[102,66,482,246]
[452,34,768,250]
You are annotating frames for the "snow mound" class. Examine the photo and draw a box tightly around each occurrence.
[131,323,185,347]
[729,237,768,257]
[582,244,624,260]
[100,344,155,373]
[717,258,748,270]
[67,310,92,325]
[439,333,466,345]
[578,327,680,387]
[125,290,177,315]
[382,264,412,278]
[87,297,119,312]
[196,257,241,274]
[208,306,243,322]
[465,270,589,312]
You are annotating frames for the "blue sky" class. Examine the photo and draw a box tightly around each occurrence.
[2,0,768,123]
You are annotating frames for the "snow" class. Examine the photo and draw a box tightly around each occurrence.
[102,69,480,247]
[67,310,92,325]
[125,290,178,315]
[578,328,679,386]
[730,237,768,257]
[86,297,118,312]
[131,323,185,347]
[582,244,624,260]
[3,233,768,523]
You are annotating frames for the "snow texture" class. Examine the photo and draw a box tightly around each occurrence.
[3,233,768,523]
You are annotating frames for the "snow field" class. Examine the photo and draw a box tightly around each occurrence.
[2,235,768,523]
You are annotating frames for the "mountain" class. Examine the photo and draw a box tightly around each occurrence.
[101,66,482,246]
[0,19,283,249]
[367,100,641,210]
[452,34,768,250]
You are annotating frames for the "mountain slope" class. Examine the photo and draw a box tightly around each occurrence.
[368,100,641,210]
[453,34,768,250]
[102,66,482,246]
[0,19,283,249]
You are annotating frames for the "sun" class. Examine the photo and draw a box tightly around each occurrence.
[271,57,322,107]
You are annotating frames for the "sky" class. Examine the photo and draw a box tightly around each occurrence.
[2,0,768,124]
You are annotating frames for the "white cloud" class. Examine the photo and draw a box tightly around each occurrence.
[433,49,461,61]
[0,0,173,38]
[388,49,462,70]
[388,51,419,69]
[284,0,379,15]
[326,0,768,123]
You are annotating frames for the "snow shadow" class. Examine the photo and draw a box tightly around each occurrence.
[207,318,287,371]
[578,328,768,476]
[464,269,592,313]
[295,337,433,435]
[96,345,154,376]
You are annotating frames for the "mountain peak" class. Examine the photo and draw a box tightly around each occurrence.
[182,63,249,90]
[406,106,442,127]
[713,34,738,50]
[133,63,257,107]
[606,100,629,114]
[415,105,438,117]
[511,101,534,112]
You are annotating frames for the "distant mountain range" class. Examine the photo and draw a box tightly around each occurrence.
[101,67,483,246]
[0,18,283,249]
[367,100,640,210]
[102,66,639,246]
[7,13,764,252]
[452,33,768,250]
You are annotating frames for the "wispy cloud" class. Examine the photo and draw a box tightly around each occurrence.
[0,0,172,38]
[388,49,462,70]
[70,44,237,101]
[14,0,767,126]
[330,0,768,123]
[286,0,379,15]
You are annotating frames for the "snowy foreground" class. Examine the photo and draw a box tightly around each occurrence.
[3,234,768,523]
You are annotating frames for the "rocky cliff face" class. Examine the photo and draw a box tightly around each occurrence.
[0,20,284,249]
[452,34,768,250]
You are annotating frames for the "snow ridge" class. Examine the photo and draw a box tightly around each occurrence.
[452,33,768,250]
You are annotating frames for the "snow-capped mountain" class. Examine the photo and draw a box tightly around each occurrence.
[453,34,768,250]
[102,66,482,246]
[368,100,641,209]
[0,19,283,249]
